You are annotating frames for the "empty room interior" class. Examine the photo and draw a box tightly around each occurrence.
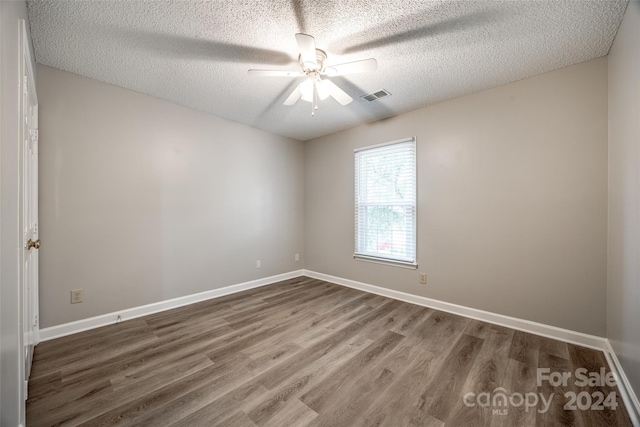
[1,0,640,426]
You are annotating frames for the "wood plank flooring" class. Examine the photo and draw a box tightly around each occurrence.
[27,277,633,426]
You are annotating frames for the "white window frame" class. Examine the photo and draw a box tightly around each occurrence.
[354,137,417,269]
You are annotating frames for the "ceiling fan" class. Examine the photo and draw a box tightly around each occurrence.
[248,33,377,115]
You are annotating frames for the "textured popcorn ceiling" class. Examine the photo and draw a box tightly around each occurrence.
[28,0,628,141]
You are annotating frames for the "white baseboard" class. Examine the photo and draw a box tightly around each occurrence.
[304,269,640,425]
[39,270,304,341]
[604,339,640,426]
[303,270,606,351]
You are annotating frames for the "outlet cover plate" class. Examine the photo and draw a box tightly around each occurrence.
[71,289,83,304]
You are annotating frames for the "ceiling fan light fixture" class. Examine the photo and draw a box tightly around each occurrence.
[299,78,314,102]
[300,78,331,103]
[316,79,331,100]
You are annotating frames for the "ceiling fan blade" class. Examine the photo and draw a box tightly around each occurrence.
[323,58,377,76]
[325,80,353,105]
[283,84,302,105]
[295,33,317,68]
[248,69,303,77]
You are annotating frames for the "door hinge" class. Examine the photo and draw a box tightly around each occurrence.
[30,128,38,142]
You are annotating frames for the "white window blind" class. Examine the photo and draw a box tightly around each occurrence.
[354,137,416,267]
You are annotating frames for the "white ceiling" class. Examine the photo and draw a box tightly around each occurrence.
[27,0,628,141]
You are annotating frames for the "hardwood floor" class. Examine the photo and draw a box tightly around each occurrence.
[27,277,633,426]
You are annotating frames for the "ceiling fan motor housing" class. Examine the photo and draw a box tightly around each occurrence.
[300,49,327,73]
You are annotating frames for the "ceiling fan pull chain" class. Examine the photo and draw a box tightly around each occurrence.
[314,83,319,111]
[311,82,317,116]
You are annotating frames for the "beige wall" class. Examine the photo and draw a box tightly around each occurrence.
[305,58,609,336]
[608,0,640,403]
[37,65,304,328]
[1,1,34,425]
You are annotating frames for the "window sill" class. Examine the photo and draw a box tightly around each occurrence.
[354,254,418,269]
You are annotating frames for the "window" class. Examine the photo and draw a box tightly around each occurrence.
[354,137,417,267]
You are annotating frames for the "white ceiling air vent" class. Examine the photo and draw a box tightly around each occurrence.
[361,89,391,102]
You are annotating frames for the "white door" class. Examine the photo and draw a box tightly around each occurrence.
[20,19,39,398]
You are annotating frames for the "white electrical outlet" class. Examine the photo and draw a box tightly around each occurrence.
[419,273,427,285]
[295,253,300,261]
[71,289,83,303]
[256,260,261,268]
